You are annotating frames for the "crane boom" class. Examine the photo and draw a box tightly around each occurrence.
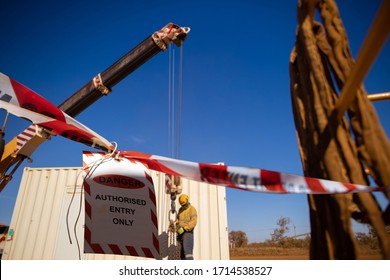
[59,23,189,117]
[0,23,190,191]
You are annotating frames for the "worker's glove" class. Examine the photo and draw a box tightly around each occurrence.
[177,227,185,235]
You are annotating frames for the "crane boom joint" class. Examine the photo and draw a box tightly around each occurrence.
[152,23,190,51]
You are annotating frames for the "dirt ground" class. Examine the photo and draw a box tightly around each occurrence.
[230,254,382,260]
[229,246,383,260]
[230,255,309,260]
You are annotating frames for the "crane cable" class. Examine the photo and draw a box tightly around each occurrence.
[167,44,176,259]
[168,45,184,160]
[168,45,174,158]
[176,46,183,159]
[167,44,184,259]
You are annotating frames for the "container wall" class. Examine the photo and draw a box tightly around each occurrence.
[2,167,229,260]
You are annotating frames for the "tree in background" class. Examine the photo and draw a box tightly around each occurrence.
[271,216,291,241]
[355,224,383,249]
[229,230,248,248]
[355,232,376,249]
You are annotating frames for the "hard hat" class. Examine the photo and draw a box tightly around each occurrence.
[179,194,189,205]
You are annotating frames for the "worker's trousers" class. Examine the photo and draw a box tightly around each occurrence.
[179,231,194,260]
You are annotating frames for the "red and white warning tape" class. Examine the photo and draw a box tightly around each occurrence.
[0,72,114,152]
[119,151,388,194]
[1,72,387,196]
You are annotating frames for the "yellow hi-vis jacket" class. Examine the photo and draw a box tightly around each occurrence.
[177,203,197,232]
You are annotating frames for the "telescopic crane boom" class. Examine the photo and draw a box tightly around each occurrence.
[0,23,190,191]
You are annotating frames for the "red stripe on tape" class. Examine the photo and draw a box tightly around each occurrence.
[121,152,182,176]
[342,183,359,192]
[199,164,231,185]
[145,160,181,176]
[305,177,327,193]
[10,78,66,122]
[260,169,286,193]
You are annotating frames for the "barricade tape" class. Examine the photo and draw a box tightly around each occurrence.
[119,151,389,194]
[0,72,114,152]
[3,72,388,195]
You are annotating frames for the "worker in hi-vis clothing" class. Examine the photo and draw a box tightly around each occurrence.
[176,194,197,260]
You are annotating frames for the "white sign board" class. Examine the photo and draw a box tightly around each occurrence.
[82,151,159,259]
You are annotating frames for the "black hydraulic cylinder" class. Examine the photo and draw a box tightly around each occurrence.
[58,36,161,117]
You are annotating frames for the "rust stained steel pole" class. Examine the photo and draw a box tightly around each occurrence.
[59,23,190,117]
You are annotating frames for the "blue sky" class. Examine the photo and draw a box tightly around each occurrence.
[0,0,389,243]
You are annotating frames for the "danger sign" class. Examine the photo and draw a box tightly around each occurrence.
[82,151,159,259]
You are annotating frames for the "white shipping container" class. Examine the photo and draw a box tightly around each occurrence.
[2,166,229,260]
